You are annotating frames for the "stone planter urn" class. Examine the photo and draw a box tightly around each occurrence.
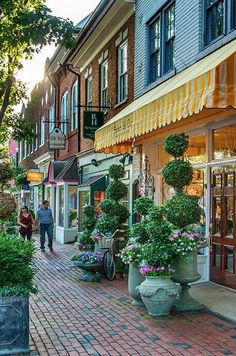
[128,263,145,307]
[137,276,180,316]
[77,263,102,282]
[171,251,204,311]
[0,296,30,355]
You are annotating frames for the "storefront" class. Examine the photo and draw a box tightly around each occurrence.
[94,41,236,288]
[77,149,133,236]
[45,157,79,244]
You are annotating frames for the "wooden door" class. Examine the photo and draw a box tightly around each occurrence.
[210,168,236,288]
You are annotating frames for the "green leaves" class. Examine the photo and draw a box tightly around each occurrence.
[162,159,193,193]
[164,133,189,158]
[0,234,36,296]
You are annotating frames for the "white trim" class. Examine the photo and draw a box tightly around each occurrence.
[33,152,53,165]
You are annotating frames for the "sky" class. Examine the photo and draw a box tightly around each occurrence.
[17,0,101,93]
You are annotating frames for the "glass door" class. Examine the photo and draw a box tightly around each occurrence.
[210,166,236,288]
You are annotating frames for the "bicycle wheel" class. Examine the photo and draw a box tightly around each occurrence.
[103,250,115,281]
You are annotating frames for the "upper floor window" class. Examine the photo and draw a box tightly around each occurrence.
[205,0,224,45]
[71,80,78,131]
[149,2,175,83]
[48,105,55,133]
[118,41,128,103]
[19,142,22,162]
[61,91,68,134]
[100,61,108,113]
[86,76,93,110]
[35,122,38,150]
[40,116,45,146]
[204,0,235,46]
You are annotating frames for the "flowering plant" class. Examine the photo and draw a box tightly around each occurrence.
[139,265,175,277]
[169,230,207,256]
[118,243,143,266]
[71,251,103,265]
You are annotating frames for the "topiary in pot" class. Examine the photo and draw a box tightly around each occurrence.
[133,196,154,219]
[162,133,205,312]
[97,164,129,235]
[79,205,96,250]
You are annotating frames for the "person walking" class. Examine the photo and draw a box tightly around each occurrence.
[18,205,33,241]
[36,200,54,252]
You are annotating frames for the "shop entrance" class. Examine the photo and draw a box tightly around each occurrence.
[210,165,236,289]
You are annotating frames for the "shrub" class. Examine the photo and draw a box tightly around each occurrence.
[109,164,125,180]
[133,196,154,217]
[129,222,149,244]
[146,220,173,241]
[163,194,203,229]
[0,234,36,297]
[164,133,189,158]
[96,215,119,234]
[162,159,193,192]
[107,180,128,202]
[112,203,130,224]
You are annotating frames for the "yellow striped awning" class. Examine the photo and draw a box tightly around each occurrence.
[95,39,236,154]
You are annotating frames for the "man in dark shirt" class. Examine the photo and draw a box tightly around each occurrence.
[36,200,54,252]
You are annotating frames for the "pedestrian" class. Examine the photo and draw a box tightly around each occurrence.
[18,205,33,241]
[35,200,54,252]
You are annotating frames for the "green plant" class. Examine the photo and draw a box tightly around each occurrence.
[0,192,17,220]
[169,229,207,257]
[118,243,143,267]
[97,164,129,235]
[133,196,154,218]
[162,159,193,193]
[79,205,96,250]
[0,233,36,297]
[162,133,203,229]
[164,194,203,229]
[71,251,103,265]
[163,133,189,158]
[14,172,28,187]
[129,222,149,244]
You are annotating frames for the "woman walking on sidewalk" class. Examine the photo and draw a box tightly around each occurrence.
[35,200,54,253]
[18,205,33,241]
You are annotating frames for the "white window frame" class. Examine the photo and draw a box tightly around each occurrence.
[35,122,38,150]
[100,61,108,113]
[48,105,55,133]
[40,116,45,147]
[19,141,22,162]
[71,80,78,131]
[61,91,68,134]
[23,141,27,159]
[118,41,128,103]
[86,76,93,110]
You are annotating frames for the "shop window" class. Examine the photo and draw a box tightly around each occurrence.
[79,190,90,230]
[94,191,105,217]
[45,187,51,205]
[58,186,64,227]
[68,186,78,228]
[184,134,206,163]
[213,125,236,160]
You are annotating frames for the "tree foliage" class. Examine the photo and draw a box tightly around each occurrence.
[0,0,75,141]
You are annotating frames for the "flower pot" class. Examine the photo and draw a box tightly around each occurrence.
[115,272,123,280]
[171,251,204,312]
[128,263,145,307]
[77,263,102,282]
[0,296,30,355]
[137,276,180,317]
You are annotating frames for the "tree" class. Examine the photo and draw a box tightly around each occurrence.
[0,0,75,142]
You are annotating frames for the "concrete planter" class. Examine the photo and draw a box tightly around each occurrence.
[128,263,145,307]
[0,296,30,355]
[137,276,180,316]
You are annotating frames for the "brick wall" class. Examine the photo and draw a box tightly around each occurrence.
[80,14,135,152]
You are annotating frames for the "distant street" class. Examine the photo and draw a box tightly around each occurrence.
[29,236,236,355]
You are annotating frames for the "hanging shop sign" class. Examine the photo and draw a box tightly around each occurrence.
[83,111,104,139]
[48,128,66,150]
[27,171,44,182]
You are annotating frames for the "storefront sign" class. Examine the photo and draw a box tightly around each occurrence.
[27,171,44,182]
[48,128,66,150]
[83,111,104,139]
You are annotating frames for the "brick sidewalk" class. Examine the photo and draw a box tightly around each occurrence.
[29,237,236,356]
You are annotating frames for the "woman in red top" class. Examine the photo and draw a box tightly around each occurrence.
[18,206,33,241]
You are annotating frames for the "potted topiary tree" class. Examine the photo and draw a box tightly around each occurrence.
[0,233,36,355]
[96,164,130,279]
[136,205,180,316]
[162,133,205,311]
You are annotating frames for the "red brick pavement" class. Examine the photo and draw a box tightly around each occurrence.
[29,237,236,355]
